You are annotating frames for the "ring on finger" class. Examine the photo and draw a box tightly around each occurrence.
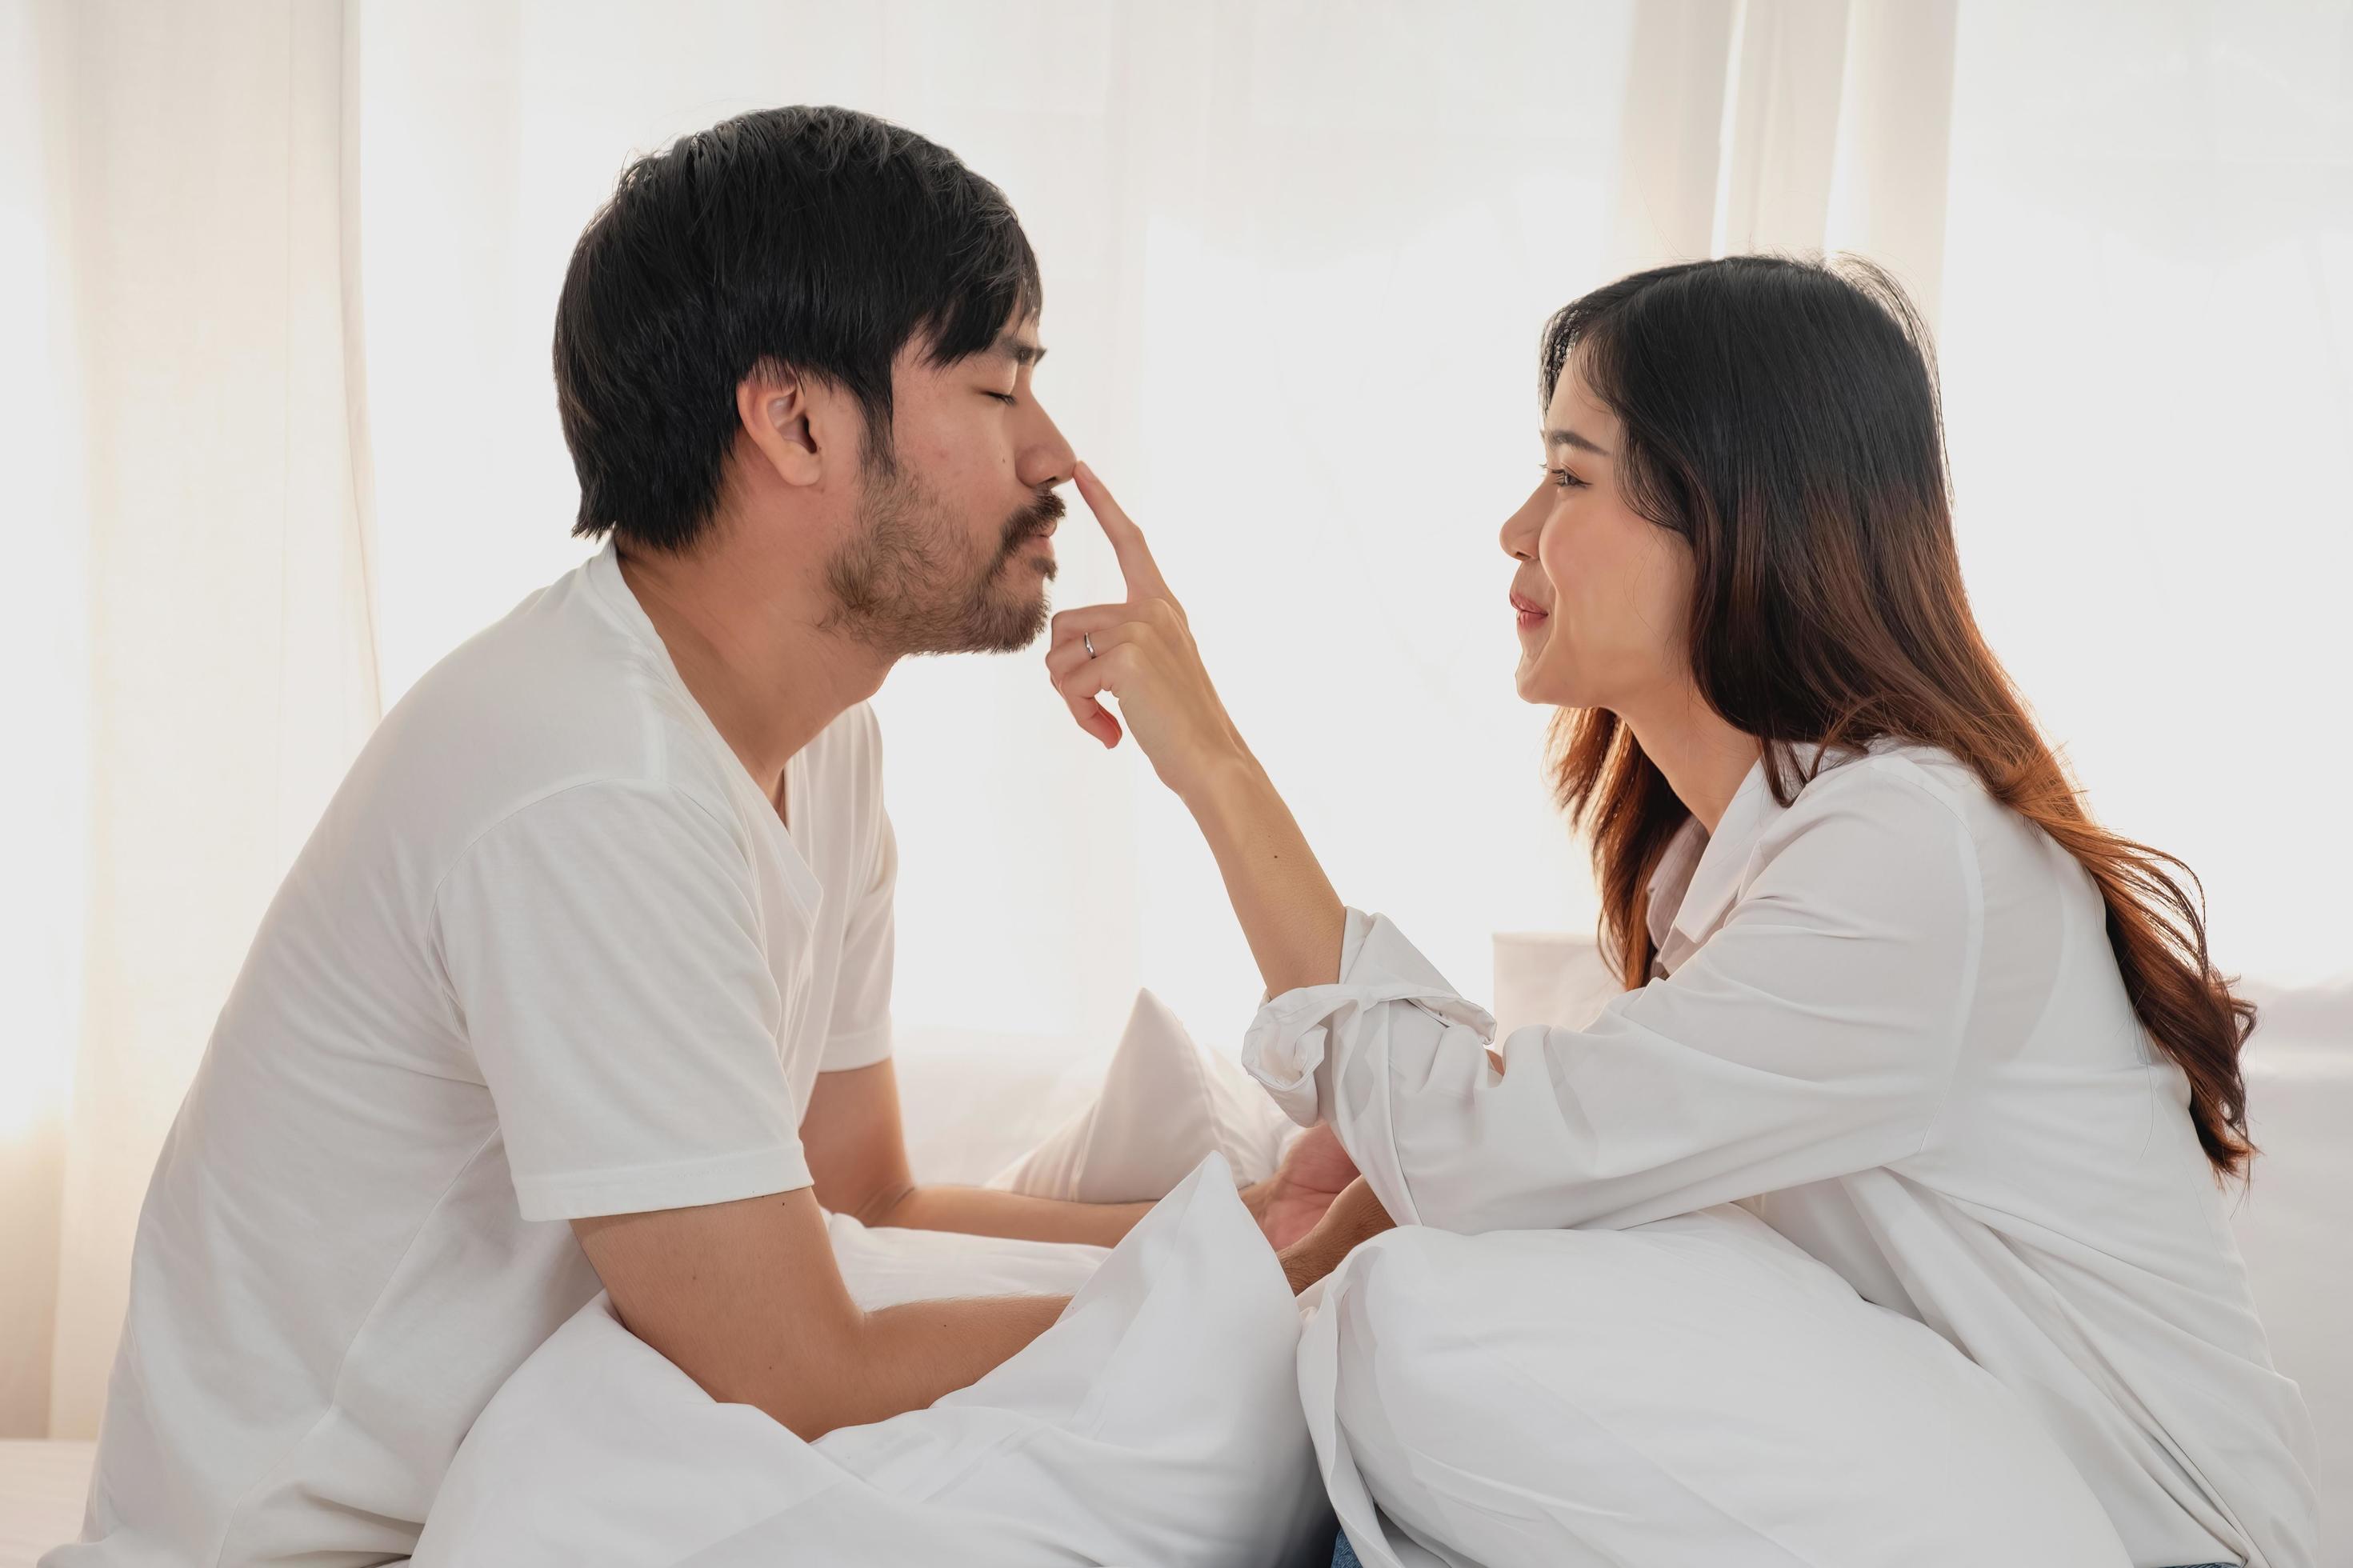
[1082,630,1098,659]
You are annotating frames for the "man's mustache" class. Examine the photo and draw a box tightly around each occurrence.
[992,488,1066,578]
[1001,487,1066,548]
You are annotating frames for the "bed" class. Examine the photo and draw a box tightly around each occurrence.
[5,950,2344,1566]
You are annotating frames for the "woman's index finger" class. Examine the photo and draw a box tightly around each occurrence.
[1073,461,1169,601]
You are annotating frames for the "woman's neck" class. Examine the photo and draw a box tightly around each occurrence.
[1620,686,1760,835]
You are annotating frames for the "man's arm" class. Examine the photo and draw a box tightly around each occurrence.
[802,1058,1173,1247]
[573,1186,1066,1442]
[575,1160,1390,1446]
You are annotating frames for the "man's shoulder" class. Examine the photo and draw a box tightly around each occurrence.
[344,574,740,856]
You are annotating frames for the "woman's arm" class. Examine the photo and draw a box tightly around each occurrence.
[1045,463,1344,998]
[1246,775,1978,1234]
[1180,751,1345,998]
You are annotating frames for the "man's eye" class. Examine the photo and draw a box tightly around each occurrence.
[984,390,1018,406]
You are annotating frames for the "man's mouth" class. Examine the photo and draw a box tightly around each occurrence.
[1002,490,1066,553]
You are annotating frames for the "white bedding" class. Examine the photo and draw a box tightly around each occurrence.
[411,1154,1332,1567]
[1307,1206,2130,1568]
[18,976,2343,1566]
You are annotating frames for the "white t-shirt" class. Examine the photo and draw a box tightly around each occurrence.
[1246,740,2321,1568]
[50,539,897,1566]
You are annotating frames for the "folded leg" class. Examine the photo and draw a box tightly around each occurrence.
[1305,1207,2129,1568]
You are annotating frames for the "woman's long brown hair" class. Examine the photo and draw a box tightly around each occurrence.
[1543,255,2256,1178]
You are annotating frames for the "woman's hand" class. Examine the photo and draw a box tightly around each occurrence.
[1044,463,1251,802]
[1048,462,1347,999]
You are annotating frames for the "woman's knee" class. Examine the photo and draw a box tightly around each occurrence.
[1315,1216,2131,1568]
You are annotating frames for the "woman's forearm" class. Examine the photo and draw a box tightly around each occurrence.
[1182,751,1347,998]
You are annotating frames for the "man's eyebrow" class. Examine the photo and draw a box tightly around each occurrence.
[993,338,1047,367]
[1544,426,1611,458]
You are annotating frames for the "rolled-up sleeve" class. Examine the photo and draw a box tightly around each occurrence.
[1243,772,1982,1233]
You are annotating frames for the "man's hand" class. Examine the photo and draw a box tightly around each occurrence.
[1245,1121,1359,1250]
[1273,1176,1395,1295]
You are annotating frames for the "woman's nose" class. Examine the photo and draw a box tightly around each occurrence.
[1499,482,1546,560]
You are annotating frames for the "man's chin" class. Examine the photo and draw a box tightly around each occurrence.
[992,592,1052,651]
[952,579,1050,654]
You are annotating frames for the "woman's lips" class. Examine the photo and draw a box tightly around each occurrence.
[1511,590,1550,631]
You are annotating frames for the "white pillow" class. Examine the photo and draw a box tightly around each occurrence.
[1304,1203,2129,1568]
[989,987,1299,1202]
[412,1154,1332,1568]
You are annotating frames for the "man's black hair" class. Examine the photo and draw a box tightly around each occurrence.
[553,105,1041,551]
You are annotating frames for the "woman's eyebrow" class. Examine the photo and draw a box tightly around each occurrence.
[1544,426,1611,458]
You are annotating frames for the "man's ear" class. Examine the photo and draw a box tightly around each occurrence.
[735,363,826,489]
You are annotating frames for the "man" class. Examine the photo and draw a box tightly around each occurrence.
[52,105,1375,1567]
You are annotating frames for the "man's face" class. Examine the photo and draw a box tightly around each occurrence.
[821,315,1076,655]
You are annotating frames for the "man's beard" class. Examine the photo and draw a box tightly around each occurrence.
[821,463,1062,656]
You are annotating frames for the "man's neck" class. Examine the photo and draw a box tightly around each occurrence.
[614,537,892,804]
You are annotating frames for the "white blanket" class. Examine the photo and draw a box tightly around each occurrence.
[411,1154,1331,1567]
[1307,1206,2130,1568]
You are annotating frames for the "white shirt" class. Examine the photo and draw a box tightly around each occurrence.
[1246,741,2319,1568]
[51,540,897,1567]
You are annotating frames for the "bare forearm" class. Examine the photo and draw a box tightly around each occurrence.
[744,1292,1068,1441]
[1182,752,1347,998]
[871,1183,1155,1246]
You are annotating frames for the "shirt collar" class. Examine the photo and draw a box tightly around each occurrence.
[1644,741,1871,963]
[1643,817,1708,957]
[1654,753,1780,955]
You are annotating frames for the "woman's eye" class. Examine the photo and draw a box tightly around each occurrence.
[1545,466,1587,490]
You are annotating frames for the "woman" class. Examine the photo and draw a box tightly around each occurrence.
[1044,257,2318,1568]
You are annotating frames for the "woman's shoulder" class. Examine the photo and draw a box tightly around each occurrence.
[1775,738,1985,837]
[1771,739,2073,902]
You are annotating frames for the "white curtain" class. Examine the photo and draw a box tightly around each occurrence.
[1,0,381,1438]
[1936,2,2353,990]
[4,0,2346,1441]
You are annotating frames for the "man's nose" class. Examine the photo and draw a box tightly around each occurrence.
[1018,399,1077,493]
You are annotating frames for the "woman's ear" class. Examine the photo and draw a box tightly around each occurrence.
[734,365,825,488]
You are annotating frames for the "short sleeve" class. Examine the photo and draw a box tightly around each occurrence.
[434,782,810,1221]
[821,801,896,1072]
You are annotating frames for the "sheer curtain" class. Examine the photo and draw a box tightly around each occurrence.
[4,0,2345,1441]
[1938,0,2353,988]
[352,0,1631,1082]
[2,0,381,1439]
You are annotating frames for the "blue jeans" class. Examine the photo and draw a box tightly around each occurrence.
[1328,1531,2230,1566]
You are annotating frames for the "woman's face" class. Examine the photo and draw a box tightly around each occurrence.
[1499,354,1695,713]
